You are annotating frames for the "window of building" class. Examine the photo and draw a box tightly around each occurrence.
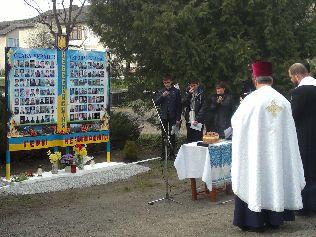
[70,26,83,40]
[7,38,19,47]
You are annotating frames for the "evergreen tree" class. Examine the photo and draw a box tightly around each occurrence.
[88,0,316,95]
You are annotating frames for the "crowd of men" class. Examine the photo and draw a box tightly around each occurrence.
[154,61,316,232]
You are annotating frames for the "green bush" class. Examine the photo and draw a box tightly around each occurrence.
[110,112,141,149]
[123,140,138,162]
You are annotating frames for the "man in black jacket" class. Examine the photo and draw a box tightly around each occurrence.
[289,63,316,216]
[206,81,234,138]
[154,74,182,157]
[183,79,205,143]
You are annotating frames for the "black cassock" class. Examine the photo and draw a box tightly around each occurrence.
[291,84,316,213]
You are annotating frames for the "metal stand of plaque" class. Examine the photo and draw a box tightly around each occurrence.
[148,98,182,205]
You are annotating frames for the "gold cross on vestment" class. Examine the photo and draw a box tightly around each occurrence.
[266,100,283,117]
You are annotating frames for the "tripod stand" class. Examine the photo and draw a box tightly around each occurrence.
[148,98,182,205]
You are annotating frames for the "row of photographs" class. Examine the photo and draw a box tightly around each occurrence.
[70,78,105,87]
[13,68,56,78]
[19,115,55,125]
[13,78,56,88]
[14,89,56,98]
[17,112,103,124]
[69,95,104,104]
[69,112,101,121]
[14,60,55,69]
[13,105,55,115]
[70,69,105,78]
[69,61,104,70]
[69,104,105,113]
[14,97,55,106]
[69,87,104,96]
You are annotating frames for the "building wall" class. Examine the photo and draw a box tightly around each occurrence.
[0,29,21,71]
[0,36,6,71]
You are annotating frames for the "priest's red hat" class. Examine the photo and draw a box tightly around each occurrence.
[252,61,272,77]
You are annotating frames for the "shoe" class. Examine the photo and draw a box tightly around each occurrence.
[239,226,265,233]
[265,223,279,229]
[295,210,313,216]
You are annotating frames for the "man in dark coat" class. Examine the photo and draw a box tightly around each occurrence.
[206,81,234,138]
[154,74,182,157]
[289,63,316,216]
[183,79,205,143]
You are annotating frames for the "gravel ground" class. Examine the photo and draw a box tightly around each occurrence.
[0,163,150,196]
[0,160,315,237]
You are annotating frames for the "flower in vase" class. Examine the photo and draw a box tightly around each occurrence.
[73,144,89,169]
[60,154,75,166]
[47,150,62,164]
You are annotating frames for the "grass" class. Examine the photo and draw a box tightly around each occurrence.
[120,159,178,193]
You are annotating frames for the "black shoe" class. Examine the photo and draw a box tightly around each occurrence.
[265,223,279,229]
[239,226,265,233]
[295,210,313,216]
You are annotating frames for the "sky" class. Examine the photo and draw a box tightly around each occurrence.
[0,0,87,22]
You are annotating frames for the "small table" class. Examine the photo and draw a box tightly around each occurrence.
[174,141,232,201]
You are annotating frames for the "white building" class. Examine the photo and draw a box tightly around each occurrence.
[0,6,105,71]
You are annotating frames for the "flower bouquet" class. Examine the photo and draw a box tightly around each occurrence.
[60,153,75,172]
[47,150,61,174]
[73,144,94,170]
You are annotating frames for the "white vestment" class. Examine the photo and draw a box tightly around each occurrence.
[231,85,306,212]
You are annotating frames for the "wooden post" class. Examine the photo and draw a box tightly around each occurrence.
[106,141,111,162]
[5,150,10,180]
[210,189,217,202]
[190,178,197,200]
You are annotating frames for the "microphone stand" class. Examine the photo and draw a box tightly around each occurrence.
[148,97,182,205]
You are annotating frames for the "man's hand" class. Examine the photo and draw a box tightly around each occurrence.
[188,88,195,94]
[217,96,223,103]
[192,120,198,125]
[176,120,181,126]
[162,91,170,97]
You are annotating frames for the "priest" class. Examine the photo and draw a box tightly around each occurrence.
[231,61,306,232]
[289,63,316,216]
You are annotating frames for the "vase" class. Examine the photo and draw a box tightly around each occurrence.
[65,166,71,173]
[71,164,77,173]
[51,162,58,174]
[77,163,84,170]
[75,156,84,170]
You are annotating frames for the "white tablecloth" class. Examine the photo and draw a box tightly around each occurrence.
[174,141,232,191]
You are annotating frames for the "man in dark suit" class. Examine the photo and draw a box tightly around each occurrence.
[183,79,205,143]
[289,63,316,216]
[206,81,234,138]
[154,74,182,158]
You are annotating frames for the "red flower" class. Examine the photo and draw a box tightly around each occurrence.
[75,144,84,151]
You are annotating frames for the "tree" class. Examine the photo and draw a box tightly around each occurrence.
[88,0,316,95]
[27,23,55,48]
[24,0,88,47]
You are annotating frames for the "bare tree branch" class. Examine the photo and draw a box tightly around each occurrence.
[66,0,74,36]
[69,0,87,33]
[23,0,44,14]
[52,0,62,34]
[24,0,88,46]
[61,0,68,26]
[23,0,56,35]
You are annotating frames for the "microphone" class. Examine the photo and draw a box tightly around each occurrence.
[143,90,156,95]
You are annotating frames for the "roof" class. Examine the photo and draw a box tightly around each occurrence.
[0,5,88,36]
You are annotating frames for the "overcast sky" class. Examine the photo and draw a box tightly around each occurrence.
[0,0,87,22]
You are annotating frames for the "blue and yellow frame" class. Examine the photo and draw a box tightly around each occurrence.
[4,47,111,180]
